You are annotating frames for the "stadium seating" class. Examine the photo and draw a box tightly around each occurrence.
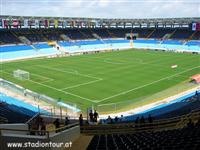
[161,40,182,45]
[87,123,200,150]
[186,40,200,46]
[0,102,36,123]
[107,28,132,38]
[1,28,200,45]
[33,43,52,49]
[134,39,159,44]
[86,94,200,149]
[191,31,200,40]
[0,30,20,44]
[149,28,175,39]
[0,45,33,52]
[171,29,193,39]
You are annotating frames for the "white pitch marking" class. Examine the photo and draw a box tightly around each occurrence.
[1,65,199,104]
[28,79,96,103]
[97,65,200,103]
[62,78,103,90]
[1,70,96,103]
[40,78,54,83]
[30,72,54,81]
[36,65,102,80]
[103,58,126,65]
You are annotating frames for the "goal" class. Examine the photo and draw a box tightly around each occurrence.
[13,69,30,80]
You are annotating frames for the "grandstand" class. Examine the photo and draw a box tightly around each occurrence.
[0,14,200,150]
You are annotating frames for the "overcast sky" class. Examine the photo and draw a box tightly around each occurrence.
[1,0,200,18]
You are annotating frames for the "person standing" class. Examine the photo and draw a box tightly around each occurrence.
[79,114,83,126]
[89,110,94,122]
[53,118,60,133]
[94,110,99,122]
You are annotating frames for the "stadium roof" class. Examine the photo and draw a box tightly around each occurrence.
[1,15,200,25]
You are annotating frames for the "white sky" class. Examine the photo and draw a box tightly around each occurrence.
[1,0,200,18]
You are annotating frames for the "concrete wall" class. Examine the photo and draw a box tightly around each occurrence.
[0,125,80,150]
[0,123,29,135]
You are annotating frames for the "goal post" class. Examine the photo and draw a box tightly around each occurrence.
[13,69,30,80]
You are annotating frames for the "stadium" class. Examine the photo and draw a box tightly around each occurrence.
[0,0,200,150]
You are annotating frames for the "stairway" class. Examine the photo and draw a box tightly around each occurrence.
[55,42,66,54]
[78,29,90,39]
[18,36,31,45]
[169,29,177,39]
[92,33,106,44]
[188,31,197,40]
[60,34,72,41]
[146,29,156,39]
[10,31,21,43]
[162,29,177,40]
[106,29,116,38]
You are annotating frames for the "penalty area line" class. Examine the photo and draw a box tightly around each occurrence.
[61,78,103,90]
[1,70,97,103]
[36,65,102,80]
[97,65,200,103]
[28,80,97,103]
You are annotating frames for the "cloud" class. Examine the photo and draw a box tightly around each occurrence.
[98,0,110,7]
[1,0,199,18]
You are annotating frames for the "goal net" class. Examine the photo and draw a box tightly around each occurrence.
[13,69,30,80]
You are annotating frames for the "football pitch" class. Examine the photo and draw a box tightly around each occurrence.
[1,49,200,113]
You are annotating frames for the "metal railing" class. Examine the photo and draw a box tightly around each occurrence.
[0,79,79,118]
[81,109,200,135]
[0,116,8,124]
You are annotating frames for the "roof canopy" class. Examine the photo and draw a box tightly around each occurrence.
[0,15,200,25]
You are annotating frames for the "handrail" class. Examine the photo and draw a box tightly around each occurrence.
[86,110,200,128]
[26,112,40,124]
[48,122,79,132]
[81,109,200,134]
[0,122,79,133]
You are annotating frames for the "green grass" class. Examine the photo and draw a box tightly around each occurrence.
[1,49,200,114]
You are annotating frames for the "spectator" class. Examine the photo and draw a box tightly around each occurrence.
[35,116,40,130]
[114,116,119,123]
[35,117,46,136]
[65,116,69,126]
[40,120,46,136]
[89,110,94,122]
[53,118,60,133]
[120,115,124,122]
[195,90,198,96]
[94,110,99,122]
[107,116,112,124]
[195,90,200,101]
[79,114,83,126]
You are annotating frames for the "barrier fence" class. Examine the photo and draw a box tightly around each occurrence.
[0,79,80,119]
